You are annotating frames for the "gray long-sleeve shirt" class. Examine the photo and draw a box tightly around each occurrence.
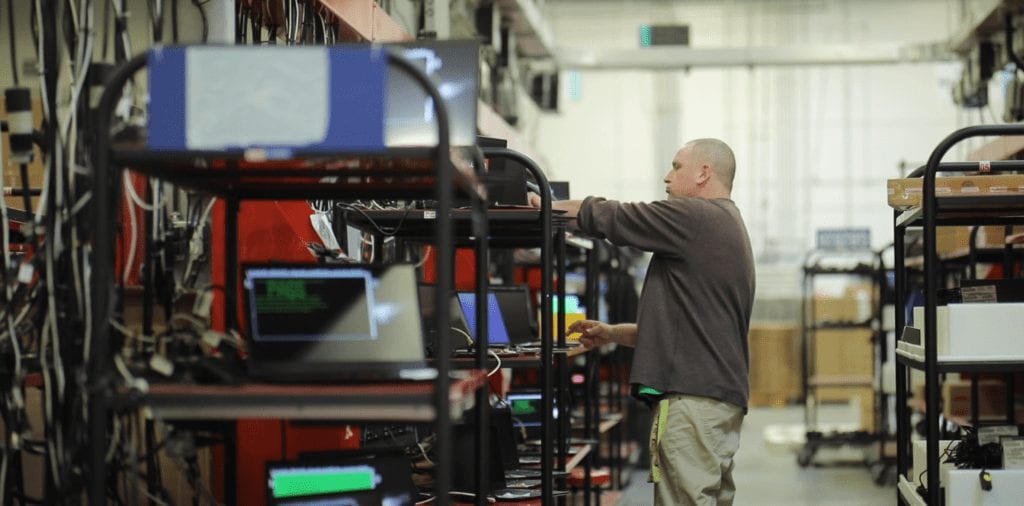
[577,196,755,409]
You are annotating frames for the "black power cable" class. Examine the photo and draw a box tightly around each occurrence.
[192,0,208,42]
[6,0,18,86]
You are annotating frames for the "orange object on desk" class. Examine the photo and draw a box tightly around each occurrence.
[568,466,611,488]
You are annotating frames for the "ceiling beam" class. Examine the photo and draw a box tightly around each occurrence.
[554,43,955,70]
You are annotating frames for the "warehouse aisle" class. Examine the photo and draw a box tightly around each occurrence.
[616,405,896,506]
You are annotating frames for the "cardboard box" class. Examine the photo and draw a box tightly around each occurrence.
[813,328,874,402]
[748,325,801,407]
[922,225,1024,257]
[886,174,1024,210]
[0,94,45,212]
[813,296,861,323]
[942,380,1008,422]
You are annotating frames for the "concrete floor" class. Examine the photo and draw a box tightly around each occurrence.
[616,405,897,506]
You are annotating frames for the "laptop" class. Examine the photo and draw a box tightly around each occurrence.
[456,291,514,348]
[490,285,539,347]
[266,450,419,505]
[243,263,436,382]
[418,284,473,356]
[506,389,559,441]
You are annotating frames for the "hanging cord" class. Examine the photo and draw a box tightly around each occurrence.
[192,0,208,42]
[6,0,19,85]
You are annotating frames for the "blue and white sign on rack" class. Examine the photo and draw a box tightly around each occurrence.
[147,45,388,154]
[815,228,871,251]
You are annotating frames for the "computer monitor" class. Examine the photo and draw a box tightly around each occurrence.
[551,294,583,314]
[506,390,558,438]
[418,284,473,355]
[491,285,537,344]
[386,40,480,147]
[266,452,418,505]
[548,181,570,201]
[243,263,430,382]
[457,292,512,347]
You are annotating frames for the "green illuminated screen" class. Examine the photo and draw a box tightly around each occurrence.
[270,465,378,499]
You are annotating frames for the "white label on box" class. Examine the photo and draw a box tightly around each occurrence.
[423,210,436,219]
[935,187,952,195]
[960,185,980,193]
[1003,438,1024,469]
[979,425,1019,446]
[990,185,1010,193]
[961,285,998,303]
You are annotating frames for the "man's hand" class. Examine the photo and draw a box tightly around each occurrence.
[528,192,543,208]
[569,319,613,349]
[527,191,583,219]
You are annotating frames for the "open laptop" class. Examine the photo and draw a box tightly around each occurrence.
[266,450,419,505]
[507,389,561,443]
[490,285,538,347]
[418,284,473,356]
[243,263,436,382]
[456,291,515,348]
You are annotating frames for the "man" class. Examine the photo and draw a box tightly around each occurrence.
[540,138,755,505]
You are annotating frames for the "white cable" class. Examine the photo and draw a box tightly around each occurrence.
[105,415,120,462]
[182,197,216,287]
[39,317,62,489]
[0,155,21,387]
[124,171,155,211]
[82,244,92,362]
[123,172,139,285]
[416,440,434,466]
[413,246,430,269]
[0,448,7,506]
[487,349,502,377]
[173,457,221,506]
[110,319,156,346]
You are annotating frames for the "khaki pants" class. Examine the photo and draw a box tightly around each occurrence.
[648,393,744,506]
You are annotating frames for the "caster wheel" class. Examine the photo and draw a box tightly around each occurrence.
[797,446,814,467]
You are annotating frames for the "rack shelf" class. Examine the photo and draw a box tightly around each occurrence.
[894,124,1024,505]
[807,375,874,388]
[896,195,1024,228]
[897,475,928,506]
[894,349,1024,373]
[345,208,570,246]
[130,372,487,422]
[107,146,485,201]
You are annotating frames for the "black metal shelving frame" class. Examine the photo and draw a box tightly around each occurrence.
[88,48,481,505]
[798,248,887,469]
[894,124,1024,505]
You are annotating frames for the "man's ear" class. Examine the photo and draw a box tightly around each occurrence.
[699,164,712,184]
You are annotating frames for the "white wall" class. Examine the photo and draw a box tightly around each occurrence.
[530,0,996,266]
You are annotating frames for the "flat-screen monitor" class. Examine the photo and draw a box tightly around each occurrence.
[243,264,428,381]
[551,294,583,314]
[491,285,537,344]
[549,181,570,200]
[266,452,418,505]
[506,390,558,429]
[386,40,479,147]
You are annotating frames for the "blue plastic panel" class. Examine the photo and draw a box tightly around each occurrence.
[148,45,387,153]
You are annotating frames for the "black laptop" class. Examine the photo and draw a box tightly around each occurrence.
[418,284,474,356]
[490,285,538,347]
[243,263,436,382]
